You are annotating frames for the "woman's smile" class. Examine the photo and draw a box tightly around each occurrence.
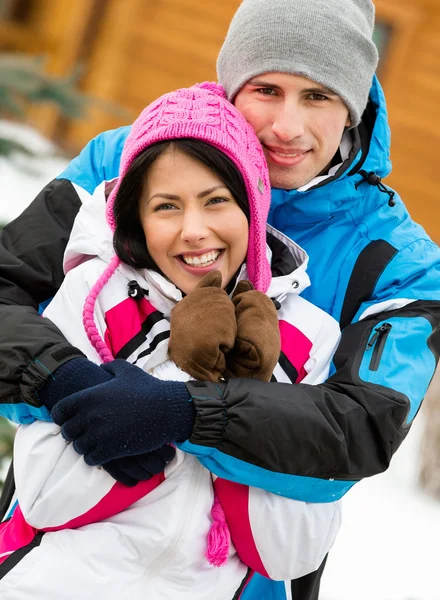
[139,147,249,295]
[176,249,225,277]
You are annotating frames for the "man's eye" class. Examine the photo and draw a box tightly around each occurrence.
[256,87,277,96]
[308,93,328,101]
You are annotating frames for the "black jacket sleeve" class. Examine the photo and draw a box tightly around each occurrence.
[180,297,440,502]
[0,179,85,415]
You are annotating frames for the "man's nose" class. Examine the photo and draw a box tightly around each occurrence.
[272,101,305,142]
[180,210,209,244]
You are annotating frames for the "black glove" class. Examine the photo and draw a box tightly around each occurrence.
[51,359,195,466]
[102,445,176,487]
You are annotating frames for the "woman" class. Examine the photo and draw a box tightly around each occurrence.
[0,83,341,599]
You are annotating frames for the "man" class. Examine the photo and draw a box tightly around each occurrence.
[0,0,439,598]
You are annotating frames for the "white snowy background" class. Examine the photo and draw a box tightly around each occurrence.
[1,120,439,600]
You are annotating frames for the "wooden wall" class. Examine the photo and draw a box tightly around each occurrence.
[374,0,440,242]
[57,0,244,150]
[2,0,439,240]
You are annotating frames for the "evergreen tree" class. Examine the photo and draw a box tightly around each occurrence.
[0,53,92,158]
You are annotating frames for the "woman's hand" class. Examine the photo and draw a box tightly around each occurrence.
[225,280,280,381]
[169,270,237,382]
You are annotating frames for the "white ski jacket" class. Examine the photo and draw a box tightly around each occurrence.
[0,182,342,600]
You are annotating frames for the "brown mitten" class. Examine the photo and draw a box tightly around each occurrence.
[169,271,237,382]
[224,281,280,381]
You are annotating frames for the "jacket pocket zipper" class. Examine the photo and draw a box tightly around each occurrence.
[366,323,392,371]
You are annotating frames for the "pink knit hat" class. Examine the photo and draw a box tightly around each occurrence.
[107,81,271,291]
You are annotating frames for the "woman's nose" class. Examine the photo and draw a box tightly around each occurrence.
[180,210,209,244]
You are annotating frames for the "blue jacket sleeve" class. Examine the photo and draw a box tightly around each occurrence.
[57,126,131,193]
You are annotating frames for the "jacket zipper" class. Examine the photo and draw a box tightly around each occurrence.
[366,323,392,371]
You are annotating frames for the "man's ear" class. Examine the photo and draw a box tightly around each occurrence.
[346,114,352,128]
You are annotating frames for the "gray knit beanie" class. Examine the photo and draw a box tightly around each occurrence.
[217,0,379,127]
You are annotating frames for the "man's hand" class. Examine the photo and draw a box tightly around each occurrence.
[225,280,280,381]
[169,270,237,382]
[103,445,176,487]
[51,360,194,466]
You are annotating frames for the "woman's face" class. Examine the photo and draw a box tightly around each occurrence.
[139,147,249,295]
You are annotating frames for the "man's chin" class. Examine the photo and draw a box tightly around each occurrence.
[267,162,316,191]
[269,172,311,191]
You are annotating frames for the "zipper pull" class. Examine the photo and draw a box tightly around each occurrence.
[366,323,391,350]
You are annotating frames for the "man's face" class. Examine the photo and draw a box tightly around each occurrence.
[234,72,351,190]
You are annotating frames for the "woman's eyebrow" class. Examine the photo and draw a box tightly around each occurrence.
[148,186,227,202]
[197,185,228,199]
[148,193,180,202]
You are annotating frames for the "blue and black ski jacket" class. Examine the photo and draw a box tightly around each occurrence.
[0,78,439,598]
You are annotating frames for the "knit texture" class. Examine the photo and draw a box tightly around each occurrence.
[83,255,121,363]
[38,357,178,487]
[51,359,195,463]
[106,82,271,291]
[84,82,272,363]
[37,357,113,411]
[217,0,379,127]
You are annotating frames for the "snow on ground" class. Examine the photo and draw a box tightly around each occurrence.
[321,412,440,600]
[0,120,68,223]
[1,121,440,600]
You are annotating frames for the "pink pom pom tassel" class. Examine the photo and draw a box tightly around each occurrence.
[206,494,230,567]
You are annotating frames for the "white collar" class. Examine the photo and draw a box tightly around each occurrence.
[296,130,352,192]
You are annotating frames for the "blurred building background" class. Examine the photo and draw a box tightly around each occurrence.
[1,1,440,597]
[1,0,440,239]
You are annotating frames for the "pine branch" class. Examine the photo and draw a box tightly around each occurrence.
[0,53,127,158]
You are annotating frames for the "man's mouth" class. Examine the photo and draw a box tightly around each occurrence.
[271,149,306,157]
[263,145,310,167]
[180,250,222,268]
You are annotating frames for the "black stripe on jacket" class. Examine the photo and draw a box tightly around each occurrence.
[0,532,44,580]
[339,239,398,329]
[115,311,169,360]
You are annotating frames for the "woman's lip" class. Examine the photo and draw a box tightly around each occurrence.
[179,248,222,258]
[176,250,224,275]
[264,146,310,167]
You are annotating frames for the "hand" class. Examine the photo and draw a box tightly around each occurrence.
[51,360,194,466]
[103,445,176,487]
[224,280,280,381]
[168,270,237,382]
[37,357,114,411]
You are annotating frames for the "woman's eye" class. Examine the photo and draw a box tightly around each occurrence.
[155,202,177,211]
[207,196,228,206]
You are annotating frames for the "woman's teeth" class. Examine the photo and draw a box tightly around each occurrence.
[181,250,220,267]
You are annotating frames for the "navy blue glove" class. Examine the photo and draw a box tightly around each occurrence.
[38,357,179,485]
[37,357,113,411]
[51,359,195,466]
[102,445,176,487]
